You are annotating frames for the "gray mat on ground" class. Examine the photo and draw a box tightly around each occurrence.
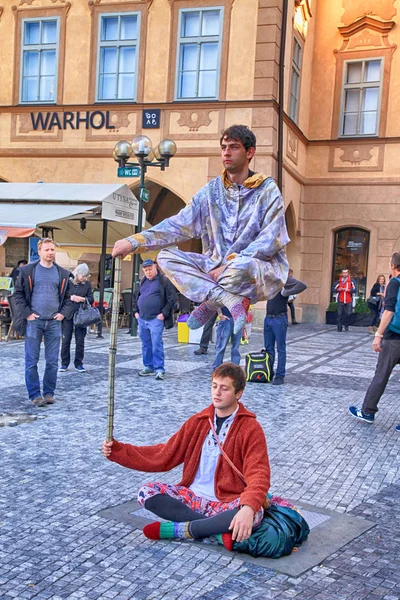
[97,500,375,577]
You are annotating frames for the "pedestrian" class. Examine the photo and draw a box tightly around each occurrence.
[349,252,400,427]
[367,274,386,334]
[10,259,27,285]
[333,268,356,332]
[212,308,241,369]
[12,238,73,406]
[102,363,269,549]
[112,125,289,336]
[287,268,299,324]
[133,259,177,380]
[59,263,94,373]
[193,313,217,355]
[264,273,307,385]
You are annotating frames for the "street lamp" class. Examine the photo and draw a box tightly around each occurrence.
[113,135,177,336]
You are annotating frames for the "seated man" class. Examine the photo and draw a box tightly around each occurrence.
[112,125,289,335]
[102,363,269,549]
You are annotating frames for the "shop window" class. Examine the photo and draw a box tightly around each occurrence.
[96,13,140,102]
[331,228,370,299]
[339,59,383,137]
[20,17,60,103]
[175,7,223,100]
[289,37,302,123]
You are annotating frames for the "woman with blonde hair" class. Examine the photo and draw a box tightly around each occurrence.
[60,263,94,373]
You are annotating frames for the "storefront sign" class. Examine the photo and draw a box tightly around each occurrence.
[347,239,363,254]
[142,109,160,128]
[29,237,39,262]
[101,190,139,226]
[30,110,115,131]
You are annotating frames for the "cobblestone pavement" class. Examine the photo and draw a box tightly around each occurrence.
[0,323,399,600]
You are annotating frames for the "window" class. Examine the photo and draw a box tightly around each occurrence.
[340,59,383,137]
[176,8,223,100]
[289,38,302,123]
[331,228,370,300]
[20,18,59,103]
[96,13,140,102]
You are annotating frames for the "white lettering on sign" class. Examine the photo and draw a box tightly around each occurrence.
[145,111,158,126]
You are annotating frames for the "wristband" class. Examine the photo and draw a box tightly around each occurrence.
[374,333,383,338]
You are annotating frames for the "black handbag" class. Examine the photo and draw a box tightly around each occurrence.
[367,296,380,306]
[73,299,101,327]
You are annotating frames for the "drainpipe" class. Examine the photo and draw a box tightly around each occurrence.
[277,0,289,192]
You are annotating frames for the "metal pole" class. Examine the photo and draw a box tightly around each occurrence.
[106,255,122,442]
[97,219,108,339]
[130,159,146,337]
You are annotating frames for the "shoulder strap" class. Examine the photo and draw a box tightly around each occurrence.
[208,417,246,484]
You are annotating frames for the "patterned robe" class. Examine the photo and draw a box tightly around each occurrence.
[128,173,289,303]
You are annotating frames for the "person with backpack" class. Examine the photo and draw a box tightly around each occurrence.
[12,238,73,406]
[132,259,177,380]
[349,252,400,427]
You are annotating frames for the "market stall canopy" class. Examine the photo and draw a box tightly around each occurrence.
[0,182,139,228]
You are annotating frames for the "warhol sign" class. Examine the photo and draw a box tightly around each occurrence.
[30,110,115,131]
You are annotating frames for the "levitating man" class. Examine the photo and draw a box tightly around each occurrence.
[113,125,289,335]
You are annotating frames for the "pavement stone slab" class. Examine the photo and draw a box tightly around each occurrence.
[0,323,399,599]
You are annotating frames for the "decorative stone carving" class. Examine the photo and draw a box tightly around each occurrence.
[287,129,298,165]
[0,7,3,20]
[328,144,384,172]
[89,0,153,7]
[341,0,396,26]
[13,0,71,14]
[337,16,396,53]
[294,0,312,38]
[177,110,212,132]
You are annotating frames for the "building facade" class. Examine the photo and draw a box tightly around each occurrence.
[0,0,399,322]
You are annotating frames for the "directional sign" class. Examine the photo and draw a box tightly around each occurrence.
[117,166,140,178]
[140,188,150,203]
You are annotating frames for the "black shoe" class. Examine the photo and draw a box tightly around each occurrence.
[272,377,284,386]
[344,326,349,331]
[292,321,299,325]
[337,327,343,332]
[194,347,207,355]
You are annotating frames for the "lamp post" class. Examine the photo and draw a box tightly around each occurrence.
[113,135,177,336]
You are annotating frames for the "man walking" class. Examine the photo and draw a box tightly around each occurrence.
[113,125,289,336]
[12,238,73,406]
[349,252,400,427]
[264,272,307,385]
[102,363,270,549]
[133,259,177,380]
[333,268,356,332]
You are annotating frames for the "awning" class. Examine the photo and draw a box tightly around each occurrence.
[0,203,98,228]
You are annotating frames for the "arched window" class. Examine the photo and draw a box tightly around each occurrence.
[331,228,370,299]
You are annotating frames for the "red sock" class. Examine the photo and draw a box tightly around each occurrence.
[143,522,161,540]
[221,532,234,551]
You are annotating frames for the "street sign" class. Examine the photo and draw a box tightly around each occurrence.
[117,166,140,178]
[142,109,160,128]
[140,188,150,202]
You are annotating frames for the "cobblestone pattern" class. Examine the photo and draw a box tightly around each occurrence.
[0,324,399,599]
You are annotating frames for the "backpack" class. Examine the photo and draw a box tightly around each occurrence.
[245,349,273,383]
[388,276,400,334]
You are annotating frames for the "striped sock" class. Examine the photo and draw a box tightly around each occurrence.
[210,290,250,335]
[143,521,193,540]
[187,300,218,330]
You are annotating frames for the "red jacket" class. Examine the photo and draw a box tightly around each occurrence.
[334,276,356,304]
[108,402,270,513]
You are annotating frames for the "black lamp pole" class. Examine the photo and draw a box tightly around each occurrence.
[129,157,146,337]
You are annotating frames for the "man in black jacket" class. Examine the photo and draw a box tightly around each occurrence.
[12,238,73,406]
[132,259,177,380]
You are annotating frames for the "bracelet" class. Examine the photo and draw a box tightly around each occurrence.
[374,333,383,338]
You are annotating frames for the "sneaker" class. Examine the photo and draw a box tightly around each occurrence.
[292,321,299,325]
[344,326,349,331]
[337,327,342,332]
[44,395,55,404]
[32,396,47,407]
[272,377,284,386]
[138,368,155,377]
[75,365,86,373]
[194,347,207,355]
[155,371,165,380]
[348,406,374,424]
[395,424,400,432]
[59,365,68,372]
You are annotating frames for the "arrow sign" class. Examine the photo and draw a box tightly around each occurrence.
[117,166,140,178]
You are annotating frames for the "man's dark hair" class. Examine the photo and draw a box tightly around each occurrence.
[220,125,256,151]
[17,260,27,267]
[391,252,400,270]
[212,363,246,393]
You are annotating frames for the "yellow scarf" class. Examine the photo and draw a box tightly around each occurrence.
[222,169,267,190]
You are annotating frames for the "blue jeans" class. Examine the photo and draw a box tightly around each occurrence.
[138,317,165,372]
[263,314,288,379]
[212,311,241,369]
[25,318,62,400]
